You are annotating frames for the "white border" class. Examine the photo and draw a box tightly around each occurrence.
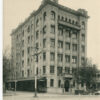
[0,0,3,99]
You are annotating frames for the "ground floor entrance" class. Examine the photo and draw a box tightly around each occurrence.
[64,80,70,92]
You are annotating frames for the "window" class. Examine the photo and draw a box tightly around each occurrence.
[22,30,24,37]
[58,80,61,88]
[82,45,85,52]
[27,69,30,77]
[73,32,77,39]
[57,67,63,75]
[43,12,47,21]
[28,36,30,44]
[36,31,39,39]
[36,43,39,48]
[22,60,24,67]
[31,35,33,41]
[61,16,64,21]
[31,24,33,28]
[36,67,38,75]
[50,39,55,47]
[69,19,71,23]
[35,55,38,62]
[65,67,70,74]
[16,35,18,40]
[27,47,30,54]
[72,44,77,51]
[72,20,75,24]
[27,26,30,33]
[43,39,46,48]
[58,41,63,48]
[82,34,85,41]
[65,43,70,50]
[65,18,68,22]
[81,82,84,87]
[65,30,70,38]
[82,21,85,29]
[58,28,63,36]
[50,79,54,87]
[73,81,75,87]
[72,68,77,73]
[43,53,46,61]
[50,66,55,73]
[65,55,70,63]
[81,57,85,65]
[51,11,55,20]
[22,40,24,46]
[36,19,39,27]
[58,15,60,20]
[43,66,46,74]
[50,53,55,61]
[58,54,63,62]
[72,56,77,64]
[27,58,30,66]
[76,21,78,26]
[51,25,55,34]
[22,71,24,77]
[43,26,46,35]
[22,50,24,57]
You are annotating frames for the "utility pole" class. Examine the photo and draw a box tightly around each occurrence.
[15,69,17,94]
[33,46,42,97]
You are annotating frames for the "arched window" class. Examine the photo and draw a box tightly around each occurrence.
[51,11,55,20]
[43,12,46,21]
[82,21,85,29]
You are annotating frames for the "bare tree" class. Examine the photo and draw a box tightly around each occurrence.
[3,47,11,93]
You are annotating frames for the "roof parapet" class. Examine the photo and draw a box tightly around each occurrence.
[77,9,89,18]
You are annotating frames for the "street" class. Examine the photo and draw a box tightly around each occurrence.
[3,91,100,100]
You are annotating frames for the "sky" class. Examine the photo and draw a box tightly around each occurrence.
[3,0,100,69]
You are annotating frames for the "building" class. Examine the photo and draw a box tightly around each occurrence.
[9,0,89,94]
[96,71,100,90]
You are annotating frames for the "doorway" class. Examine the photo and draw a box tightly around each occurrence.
[64,80,70,92]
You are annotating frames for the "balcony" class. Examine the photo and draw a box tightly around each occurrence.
[60,73,73,79]
[58,20,80,30]
[64,73,73,79]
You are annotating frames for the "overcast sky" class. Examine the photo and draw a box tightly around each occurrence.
[3,0,100,69]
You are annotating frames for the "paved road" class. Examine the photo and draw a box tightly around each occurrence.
[3,91,100,100]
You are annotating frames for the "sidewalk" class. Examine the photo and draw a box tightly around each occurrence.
[3,90,98,97]
[3,91,16,96]
[3,91,100,100]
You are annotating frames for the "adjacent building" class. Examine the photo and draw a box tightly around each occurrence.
[9,0,89,93]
